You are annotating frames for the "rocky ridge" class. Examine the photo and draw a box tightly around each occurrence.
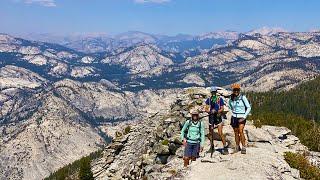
[92,87,320,180]
[0,65,182,180]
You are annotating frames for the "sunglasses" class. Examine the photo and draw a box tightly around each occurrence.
[233,89,240,92]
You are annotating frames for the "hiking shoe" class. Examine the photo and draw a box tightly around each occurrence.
[222,147,229,155]
[232,146,240,154]
[241,147,247,154]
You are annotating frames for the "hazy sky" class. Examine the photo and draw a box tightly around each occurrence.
[1,0,319,35]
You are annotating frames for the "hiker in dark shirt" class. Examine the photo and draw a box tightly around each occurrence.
[205,86,228,155]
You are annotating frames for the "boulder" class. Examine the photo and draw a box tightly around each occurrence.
[109,142,124,151]
[217,89,232,97]
[307,151,320,168]
[114,134,129,144]
[155,126,165,140]
[245,125,273,142]
[166,155,176,163]
[168,143,179,154]
[175,147,184,158]
[282,135,299,147]
[165,124,176,137]
[153,143,170,155]
[106,156,114,164]
[142,154,156,165]
[290,168,300,179]
[156,155,170,164]
[170,135,183,145]
[262,126,291,139]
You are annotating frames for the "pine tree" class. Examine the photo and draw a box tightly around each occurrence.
[79,157,94,180]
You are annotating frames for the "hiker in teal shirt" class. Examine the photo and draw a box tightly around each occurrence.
[180,109,205,167]
[229,84,251,154]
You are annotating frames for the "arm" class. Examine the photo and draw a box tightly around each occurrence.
[204,98,210,113]
[218,98,224,113]
[205,98,209,105]
[200,121,205,147]
[243,96,252,118]
[228,99,233,111]
[180,120,189,141]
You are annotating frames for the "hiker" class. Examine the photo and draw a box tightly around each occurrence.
[229,83,251,154]
[180,109,205,167]
[205,86,229,155]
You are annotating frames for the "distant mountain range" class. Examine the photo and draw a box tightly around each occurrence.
[16,27,292,54]
[17,30,241,53]
[2,28,320,91]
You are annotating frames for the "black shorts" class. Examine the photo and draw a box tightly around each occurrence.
[209,113,222,126]
[230,116,246,128]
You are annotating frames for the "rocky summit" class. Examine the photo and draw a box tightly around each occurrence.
[91,87,320,180]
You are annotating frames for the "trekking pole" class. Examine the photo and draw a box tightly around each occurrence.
[210,124,214,158]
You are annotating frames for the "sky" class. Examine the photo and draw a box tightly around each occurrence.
[0,0,320,35]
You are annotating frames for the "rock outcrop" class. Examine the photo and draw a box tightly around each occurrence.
[0,66,182,180]
[92,87,319,180]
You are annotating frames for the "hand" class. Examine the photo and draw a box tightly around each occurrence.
[183,139,187,147]
[218,109,223,114]
[204,106,210,113]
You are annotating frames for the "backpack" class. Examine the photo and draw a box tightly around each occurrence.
[183,120,202,141]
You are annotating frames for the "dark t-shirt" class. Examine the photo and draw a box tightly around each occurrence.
[205,96,224,112]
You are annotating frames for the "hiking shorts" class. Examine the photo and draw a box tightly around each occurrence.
[231,116,246,128]
[184,142,200,158]
[209,113,222,126]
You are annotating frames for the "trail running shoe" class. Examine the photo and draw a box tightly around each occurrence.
[222,147,229,155]
[241,147,247,154]
[232,146,240,154]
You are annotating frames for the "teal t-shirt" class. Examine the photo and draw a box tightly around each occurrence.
[180,120,205,146]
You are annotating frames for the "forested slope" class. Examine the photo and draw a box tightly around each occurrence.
[247,76,320,151]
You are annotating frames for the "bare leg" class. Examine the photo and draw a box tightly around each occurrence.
[218,124,226,147]
[233,128,240,147]
[183,157,190,167]
[239,124,246,147]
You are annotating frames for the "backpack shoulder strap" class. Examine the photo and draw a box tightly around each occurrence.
[186,120,191,130]
[240,95,248,109]
[218,96,223,106]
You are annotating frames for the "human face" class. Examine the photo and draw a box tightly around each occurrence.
[233,88,240,96]
[192,114,199,121]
